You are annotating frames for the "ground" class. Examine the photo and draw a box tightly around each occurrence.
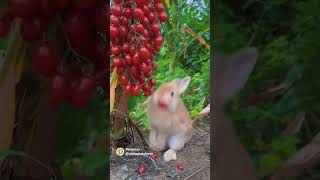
[110,118,210,180]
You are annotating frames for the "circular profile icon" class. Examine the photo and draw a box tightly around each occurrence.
[116,147,125,156]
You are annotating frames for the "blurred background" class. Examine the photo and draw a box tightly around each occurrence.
[0,0,107,179]
[214,0,320,179]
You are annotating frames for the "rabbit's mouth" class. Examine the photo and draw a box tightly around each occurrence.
[159,102,169,110]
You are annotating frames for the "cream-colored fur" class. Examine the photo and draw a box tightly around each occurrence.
[147,77,193,162]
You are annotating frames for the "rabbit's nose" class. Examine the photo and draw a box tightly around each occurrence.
[159,101,168,110]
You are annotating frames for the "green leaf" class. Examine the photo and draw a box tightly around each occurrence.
[0,149,25,160]
[61,160,78,180]
[258,153,283,178]
[54,94,106,162]
[0,39,8,49]
[81,148,107,176]
[271,136,299,158]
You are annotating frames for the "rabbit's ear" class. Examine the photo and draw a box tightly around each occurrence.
[213,47,258,105]
[213,48,259,180]
[173,76,191,94]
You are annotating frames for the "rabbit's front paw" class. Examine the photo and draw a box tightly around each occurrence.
[163,149,177,162]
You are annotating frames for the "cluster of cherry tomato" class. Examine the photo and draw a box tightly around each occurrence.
[110,0,168,96]
[0,0,107,110]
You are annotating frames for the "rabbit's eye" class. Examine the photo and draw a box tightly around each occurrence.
[171,92,174,97]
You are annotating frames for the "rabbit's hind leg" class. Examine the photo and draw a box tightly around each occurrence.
[149,129,168,151]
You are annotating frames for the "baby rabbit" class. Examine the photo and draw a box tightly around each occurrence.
[147,77,193,162]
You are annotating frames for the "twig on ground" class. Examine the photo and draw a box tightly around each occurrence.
[143,155,160,170]
[128,117,149,150]
[110,110,135,148]
[118,156,135,163]
[193,104,210,123]
[139,97,150,109]
[183,165,207,180]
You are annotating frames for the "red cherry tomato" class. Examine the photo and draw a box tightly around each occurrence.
[136,164,147,174]
[151,152,158,160]
[155,3,165,12]
[21,18,43,42]
[120,75,128,86]
[9,0,36,18]
[177,164,184,171]
[125,85,131,95]
[48,74,69,106]
[132,85,139,96]
[32,42,58,78]
[70,77,96,110]
[132,8,144,21]
[158,11,168,22]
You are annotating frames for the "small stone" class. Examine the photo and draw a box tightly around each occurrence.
[166,169,177,177]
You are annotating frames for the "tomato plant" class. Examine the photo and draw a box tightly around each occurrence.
[110,0,168,97]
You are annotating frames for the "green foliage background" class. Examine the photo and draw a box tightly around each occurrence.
[215,0,320,179]
[0,1,9,49]
[55,91,108,180]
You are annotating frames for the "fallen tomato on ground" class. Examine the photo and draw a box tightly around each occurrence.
[136,164,147,174]
[177,164,184,171]
[151,152,158,160]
